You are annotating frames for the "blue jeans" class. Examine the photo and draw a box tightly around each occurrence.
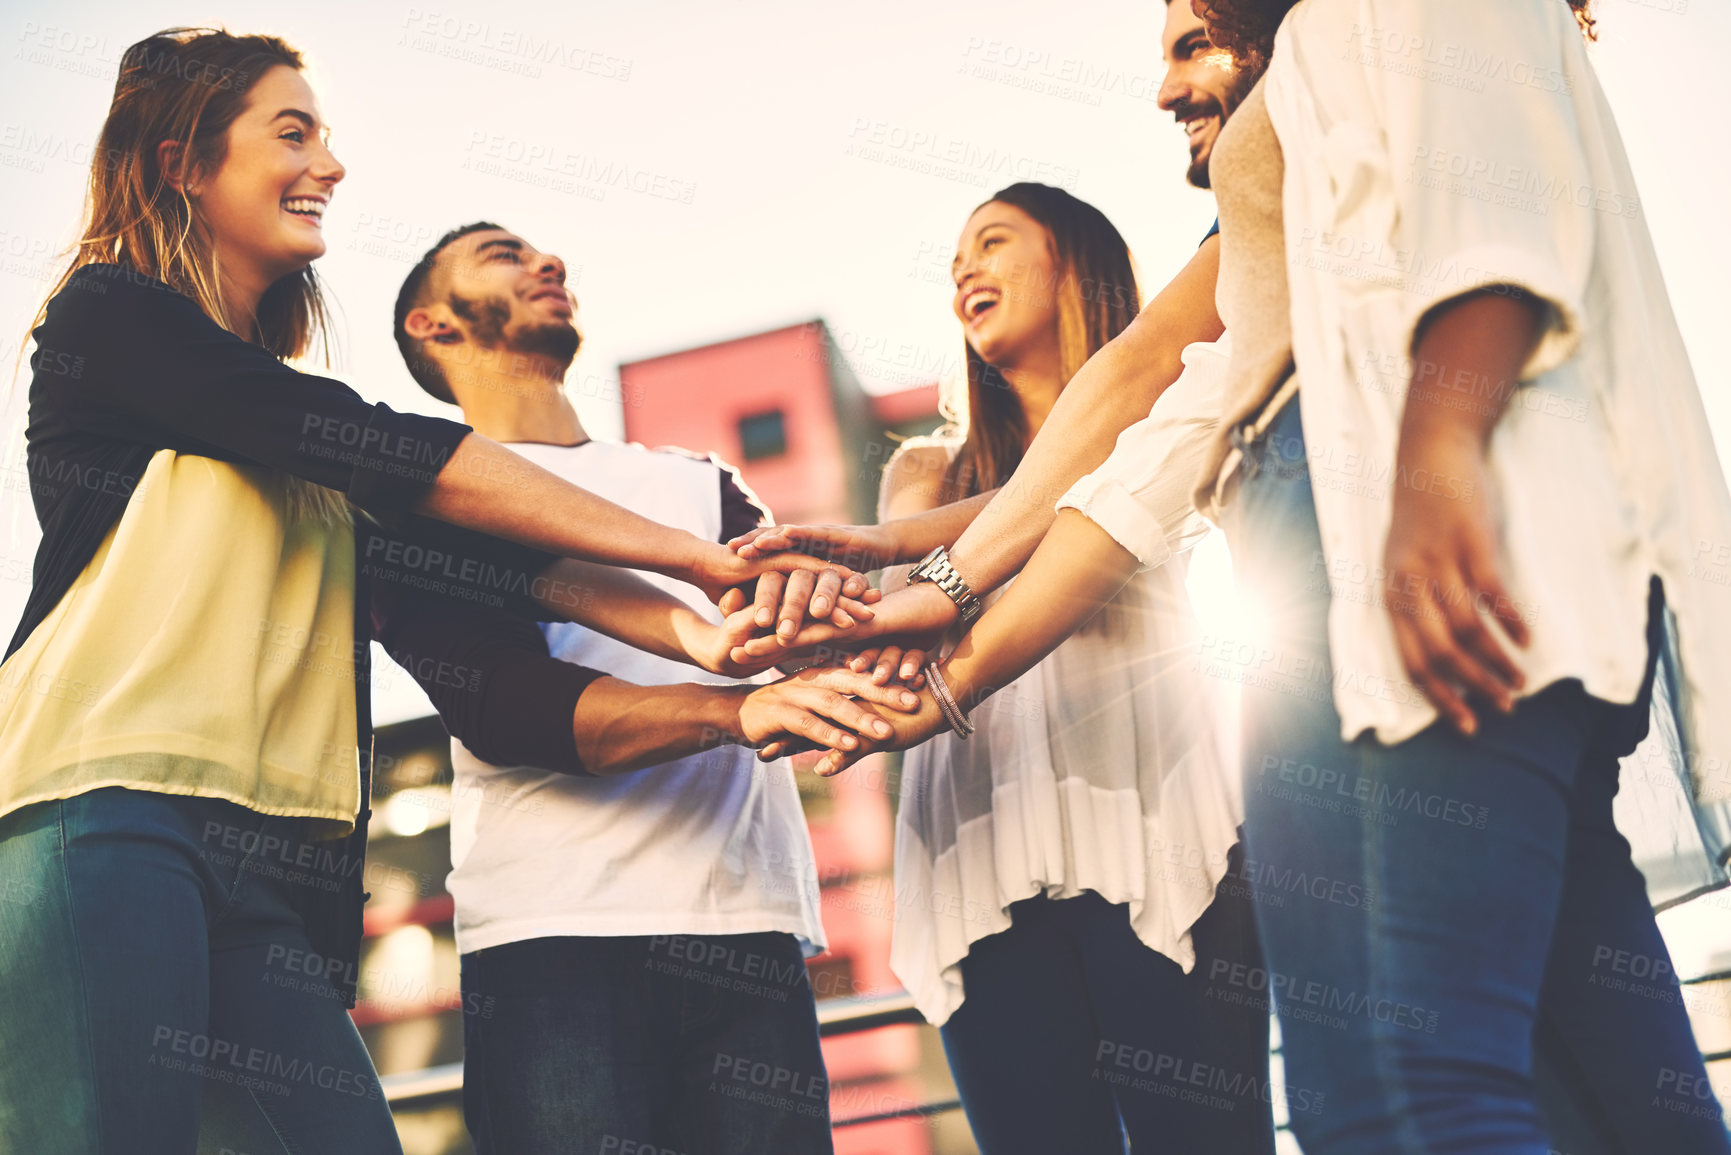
[460,931,833,1155]
[0,787,400,1155]
[937,880,1276,1155]
[1228,399,1731,1154]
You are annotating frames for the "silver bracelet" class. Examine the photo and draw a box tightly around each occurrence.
[923,662,974,739]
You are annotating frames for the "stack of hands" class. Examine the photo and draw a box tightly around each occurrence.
[692,524,961,779]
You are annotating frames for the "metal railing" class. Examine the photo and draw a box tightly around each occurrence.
[383,985,1731,1129]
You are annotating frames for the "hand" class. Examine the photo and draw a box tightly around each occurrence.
[689,541,874,630]
[804,682,949,777]
[692,603,817,679]
[1383,422,1529,736]
[730,523,900,573]
[729,581,958,666]
[846,645,928,689]
[745,570,881,647]
[736,667,925,759]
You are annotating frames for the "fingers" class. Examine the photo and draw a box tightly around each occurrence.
[727,527,767,552]
[732,526,793,559]
[848,648,881,674]
[774,688,892,748]
[809,569,843,623]
[777,569,818,642]
[872,646,904,685]
[814,747,870,778]
[718,586,748,616]
[901,649,929,688]
[1393,614,1479,736]
[753,571,785,630]
[793,667,921,712]
[1386,563,1523,736]
[833,595,877,628]
[1466,546,1531,650]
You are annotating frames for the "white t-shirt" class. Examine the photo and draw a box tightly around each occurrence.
[445,439,826,956]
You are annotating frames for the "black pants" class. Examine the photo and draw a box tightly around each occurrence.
[938,848,1278,1155]
[460,931,833,1155]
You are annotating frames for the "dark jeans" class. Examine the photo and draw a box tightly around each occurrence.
[0,787,400,1155]
[937,874,1276,1155]
[1229,398,1731,1153]
[460,931,833,1155]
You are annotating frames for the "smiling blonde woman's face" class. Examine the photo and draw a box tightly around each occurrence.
[190,65,344,287]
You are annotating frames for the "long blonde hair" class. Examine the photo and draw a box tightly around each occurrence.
[36,27,348,525]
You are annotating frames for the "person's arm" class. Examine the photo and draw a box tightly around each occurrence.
[1334,0,1594,732]
[732,235,1222,648]
[1384,292,1542,734]
[945,234,1221,593]
[38,267,866,639]
[374,582,916,775]
[800,346,1232,772]
[571,667,916,775]
[744,318,1232,667]
[805,510,1140,776]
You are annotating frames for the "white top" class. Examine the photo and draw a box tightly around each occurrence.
[445,440,826,956]
[1264,0,1731,825]
[889,436,1241,1027]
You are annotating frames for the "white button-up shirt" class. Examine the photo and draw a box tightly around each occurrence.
[1061,0,1731,889]
[1267,0,1731,814]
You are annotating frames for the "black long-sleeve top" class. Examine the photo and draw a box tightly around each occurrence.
[11,262,583,1005]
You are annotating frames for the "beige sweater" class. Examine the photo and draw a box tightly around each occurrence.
[1192,78,1296,517]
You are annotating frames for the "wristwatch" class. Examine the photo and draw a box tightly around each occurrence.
[906,546,983,628]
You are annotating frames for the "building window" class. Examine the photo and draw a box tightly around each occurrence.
[738,410,787,461]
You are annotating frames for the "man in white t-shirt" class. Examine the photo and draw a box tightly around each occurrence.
[380,222,843,1155]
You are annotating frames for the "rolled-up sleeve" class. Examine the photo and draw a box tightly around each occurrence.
[1337,0,1598,379]
[1055,339,1227,568]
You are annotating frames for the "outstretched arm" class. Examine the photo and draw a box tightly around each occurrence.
[808,511,1139,775]
[734,233,1222,637]
[945,233,1221,595]
[573,668,917,775]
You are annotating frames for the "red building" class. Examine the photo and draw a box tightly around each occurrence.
[619,320,944,526]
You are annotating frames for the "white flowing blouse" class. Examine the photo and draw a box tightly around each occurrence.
[887,434,1241,1028]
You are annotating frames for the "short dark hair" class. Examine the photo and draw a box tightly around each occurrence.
[393,220,504,404]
